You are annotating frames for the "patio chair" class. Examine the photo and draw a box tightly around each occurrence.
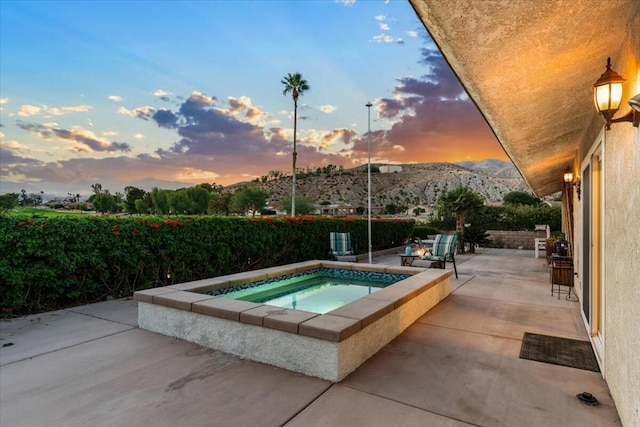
[420,234,458,278]
[329,232,358,262]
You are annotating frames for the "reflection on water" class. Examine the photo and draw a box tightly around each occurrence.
[224,277,385,314]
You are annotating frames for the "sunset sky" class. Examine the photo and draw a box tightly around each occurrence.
[0,0,507,195]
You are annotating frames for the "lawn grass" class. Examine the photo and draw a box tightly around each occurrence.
[9,206,89,217]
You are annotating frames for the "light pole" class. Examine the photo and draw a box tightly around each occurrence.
[366,102,373,264]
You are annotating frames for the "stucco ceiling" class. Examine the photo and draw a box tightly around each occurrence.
[410,0,640,196]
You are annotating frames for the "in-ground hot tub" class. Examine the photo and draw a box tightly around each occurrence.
[135,260,452,382]
[208,267,412,313]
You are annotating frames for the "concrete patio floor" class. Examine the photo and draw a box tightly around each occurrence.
[0,249,621,426]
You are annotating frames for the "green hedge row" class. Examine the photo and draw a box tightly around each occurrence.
[473,205,562,231]
[0,214,414,315]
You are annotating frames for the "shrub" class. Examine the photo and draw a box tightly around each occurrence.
[461,226,491,253]
[413,224,440,238]
[468,204,561,231]
[0,214,414,315]
[491,235,505,248]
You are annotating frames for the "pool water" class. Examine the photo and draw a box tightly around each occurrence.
[228,277,384,313]
[208,268,409,314]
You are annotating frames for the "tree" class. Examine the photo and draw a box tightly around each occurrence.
[230,186,269,217]
[278,195,315,216]
[503,191,541,206]
[30,193,43,206]
[0,193,19,210]
[134,198,150,214]
[93,193,116,213]
[196,182,213,192]
[150,187,169,214]
[187,186,211,214]
[384,203,400,214]
[281,71,310,217]
[209,191,233,215]
[168,190,190,214]
[437,187,485,252]
[124,186,146,214]
[90,183,103,194]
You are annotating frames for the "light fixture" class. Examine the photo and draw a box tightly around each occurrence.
[563,172,574,184]
[593,58,640,129]
[563,171,581,201]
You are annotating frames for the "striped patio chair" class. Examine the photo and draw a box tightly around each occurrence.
[329,232,357,262]
[420,234,458,278]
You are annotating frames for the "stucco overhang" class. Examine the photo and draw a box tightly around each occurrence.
[410,0,640,196]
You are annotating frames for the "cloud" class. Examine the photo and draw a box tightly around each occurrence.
[134,133,145,139]
[117,106,155,120]
[0,98,8,104]
[335,0,356,5]
[318,128,356,151]
[17,104,92,117]
[61,105,92,113]
[374,15,386,21]
[153,89,171,102]
[3,44,503,189]
[114,91,359,183]
[225,96,270,125]
[372,34,404,44]
[152,109,179,129]
[108,95,123,102]
[318,104,337,114]
[379,23,390,31]
[406,30,418,38]
[15,122,131,153]
[0,139,30,151]
[347,46,503,164]
[18,105,42,117]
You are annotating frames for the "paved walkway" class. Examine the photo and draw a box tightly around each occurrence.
[0,249,620,426]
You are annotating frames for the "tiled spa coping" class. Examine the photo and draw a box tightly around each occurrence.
[135,260,452,381]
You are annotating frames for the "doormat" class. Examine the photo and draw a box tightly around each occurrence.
[519,332,600,372]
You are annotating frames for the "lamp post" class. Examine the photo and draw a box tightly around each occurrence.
[366,102,373,264]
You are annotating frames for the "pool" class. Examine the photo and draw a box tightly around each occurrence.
[135,260,452,382]
[209,268,410,314]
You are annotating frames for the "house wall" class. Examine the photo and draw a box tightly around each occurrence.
[576,26,640,426]
[602,102,640,426]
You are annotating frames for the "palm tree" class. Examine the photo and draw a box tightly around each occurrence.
[281,72,310,216]
[437,187,485,253]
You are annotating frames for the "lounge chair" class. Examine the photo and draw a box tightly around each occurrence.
[419,234,458,278]
[329,232,358,262]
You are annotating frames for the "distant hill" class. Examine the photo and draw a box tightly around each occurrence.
[1,160,530,206]
[0,177,192,200]
[230,160,528,207]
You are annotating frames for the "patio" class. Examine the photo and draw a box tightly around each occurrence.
[0,248,620,426]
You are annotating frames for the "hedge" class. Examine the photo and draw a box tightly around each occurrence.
[466,205,562,231]
[0,214,414,315]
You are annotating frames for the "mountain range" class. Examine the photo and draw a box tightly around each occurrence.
[0,159,529,205]
[230,159,528,207]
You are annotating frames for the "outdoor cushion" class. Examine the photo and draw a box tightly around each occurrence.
[421,234,457,260]
[330,232,354,256]
[420,233,459,278]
